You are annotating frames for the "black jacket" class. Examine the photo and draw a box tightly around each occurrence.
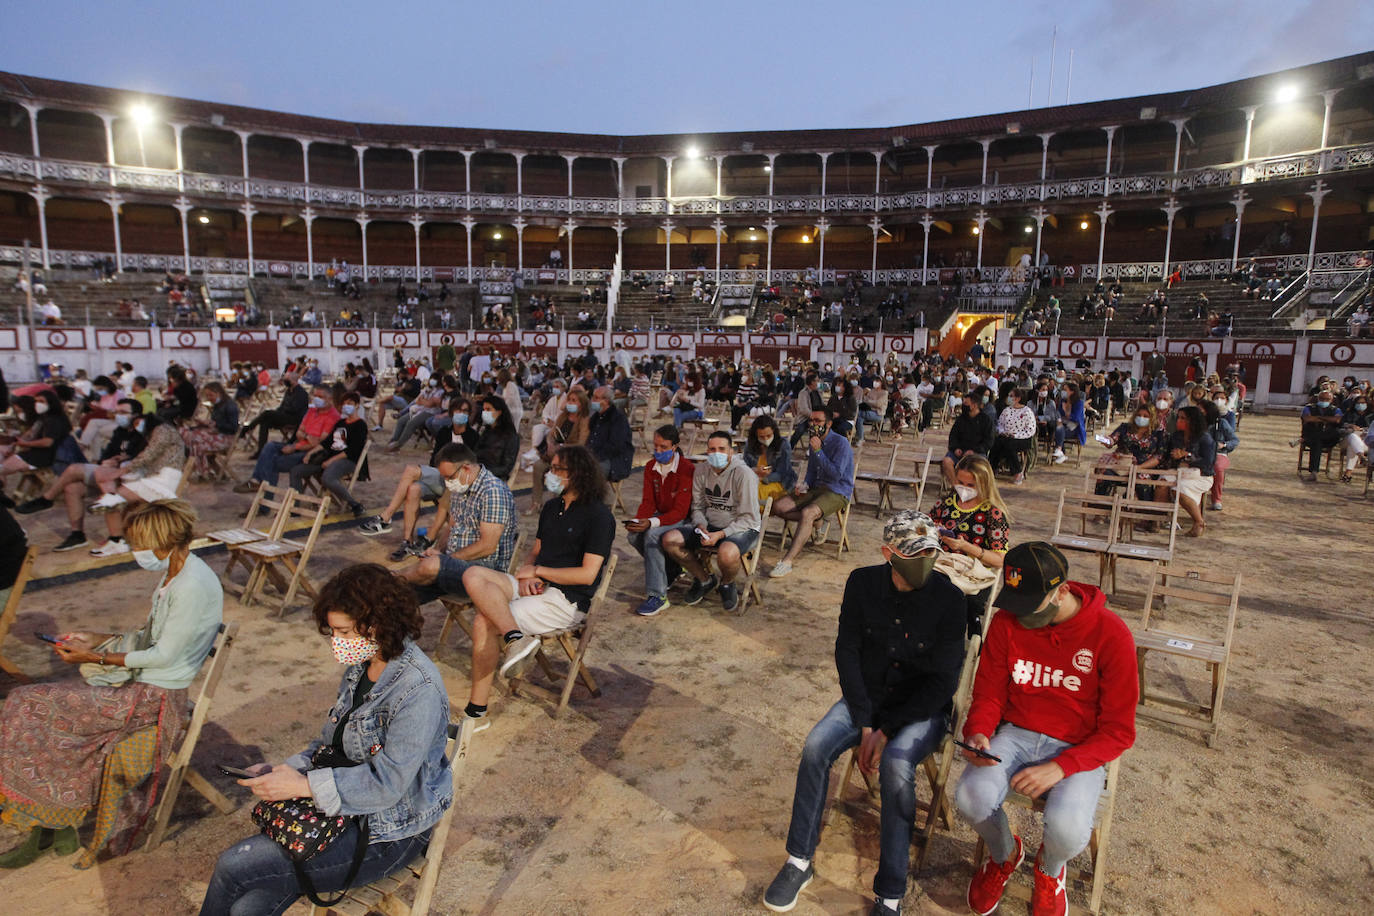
[947,408,995,455]
[587,405,634,481]
[278,383,309,424]
[835,564,967,737]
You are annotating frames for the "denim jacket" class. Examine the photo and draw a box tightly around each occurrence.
[287,640,452,842]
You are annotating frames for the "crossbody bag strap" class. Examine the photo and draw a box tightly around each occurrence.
[293,818,371,908]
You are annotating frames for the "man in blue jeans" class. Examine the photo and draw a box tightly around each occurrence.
[955,542,1137,916]
[763,511,967,915]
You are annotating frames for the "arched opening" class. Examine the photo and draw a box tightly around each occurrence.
[118,203,182,255]
[188,207,243,258]
[1046,129,1110,180]
[247,135,304,182]
[473,223,515,268]
[571,158,617,198]
[0,102,34,155]
[987,135,1046,185]
[621,157,666,198]
[46,197,115,252]
[365,221,415,266]
[1252,97,1326,157]
[313,218,363,264]
[0,191,42,247]
[573,226,617,269]
[930,141,985,188]
[1117,122,1181,175]
[184,126,244,177]
[882,146,931,193]
[827,152,879,194]
[772,153,822,195]
[1181,110,1247,169]
[363,148,414,191]
[308,142,360,188]
[470,152,518,195]
[252,211,308,260]
[1328,84,1374,145]
[111,117,175,169]
[36,109,106,163]
[419,151,467,192]
[521,154,568,197]
[719,154,769,197]
[419,222,466,266]
[670,155,717,198]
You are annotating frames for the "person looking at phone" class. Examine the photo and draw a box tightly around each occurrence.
[458,445,615,724]
[768,406,854,579]
[658,430,761,613]
[941,388,996,487]
[929,454,1010,636]
[762,511,965,915]
[200,564,451,915]
[0,499,222,868]
[627,425,696,617]
[955,542,1136,916]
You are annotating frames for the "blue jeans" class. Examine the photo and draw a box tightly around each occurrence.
[673,407,702,426]
[783,699,946,899]
[252,441,305,486]
[953,723,1105,874]
[628,524,680,598]
[857,406,882,442]
[412,553,477,604]
[198,822,430,916]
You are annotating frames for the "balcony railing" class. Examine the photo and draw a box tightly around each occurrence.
[1,141,1371,220]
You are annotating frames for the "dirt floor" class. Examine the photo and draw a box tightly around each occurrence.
[0,410,1370,915]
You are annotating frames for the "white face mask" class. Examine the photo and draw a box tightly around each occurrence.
[954,484,979,503]
[1156,399,1170,411]
[133,549,169,571]
[34,401,49,415]
[544,470,565,495]
[445,468,474,495]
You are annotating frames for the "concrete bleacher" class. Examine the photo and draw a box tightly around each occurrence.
[0,270,202,326]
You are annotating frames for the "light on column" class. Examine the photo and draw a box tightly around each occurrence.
[685,145,701,159]
[493,231,503,240]
[1080,220,1090,230]
[129,103,154,125]
[1274,84,1299,104]
[198,214,211,224]
[1023,225,1033,234]
[971,226,980,236]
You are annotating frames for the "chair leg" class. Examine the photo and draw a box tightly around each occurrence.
[184,765,235,814]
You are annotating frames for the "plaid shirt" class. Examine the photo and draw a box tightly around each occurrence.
[445,466,516,571]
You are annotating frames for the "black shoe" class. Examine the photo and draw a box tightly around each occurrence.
[718,582,740,613]
[763,861,814,912]
[15,496,53,515]
[0,492,13,509]
[683,574,718,606]
[389,539,422,562]
[349,502,364,518]
[53,531,89,552]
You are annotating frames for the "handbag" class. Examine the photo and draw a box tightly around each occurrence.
[80,631,147,687]
[251,745,370,908]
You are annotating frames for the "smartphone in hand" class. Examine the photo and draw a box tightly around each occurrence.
[952,738,1002,763]
[217,764,256,779]
[36,634,68,647]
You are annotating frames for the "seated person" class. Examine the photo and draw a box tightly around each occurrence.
[763,512,964,916]
[180,382,239,479]
[660,431,761,614]
[769,407,855,579]
[955,542,1136,916]
[386,376,448,451]
[398,444,517,604]
[932,454,1010,636]
[474,396,521,482]
[741,414,795,505]
[987,388,1037,484]
[1299,391,1343,481]
[16,398,147,552]
[201,565,450,914]
[0,392,72,497]
[155,365,199,426]
[0,500,221,868]
[242,373,308,456]
[289,392,370,517]
[627,425,696,617]
[587,386,634,485]
[86,415,188,558]
[942,389,996,486]
[457,445,614,726]
[234,387,340,494]
[1093,404,1166,497]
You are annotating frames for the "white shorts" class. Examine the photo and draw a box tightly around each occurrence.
[503,574,585,634]
[124,466,183,502]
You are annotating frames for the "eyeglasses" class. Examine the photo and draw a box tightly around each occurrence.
[549,464,570,475]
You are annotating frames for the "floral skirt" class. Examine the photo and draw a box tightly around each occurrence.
[182,427,233,477]
[0,680,187,864]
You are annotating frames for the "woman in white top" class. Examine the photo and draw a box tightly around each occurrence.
[497,369,524,426]
[988,388,1038,484]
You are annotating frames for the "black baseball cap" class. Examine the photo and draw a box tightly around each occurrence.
[996,541,1069,617]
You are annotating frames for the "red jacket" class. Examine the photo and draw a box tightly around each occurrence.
[963,582,1137,776]
[636,455,695,527]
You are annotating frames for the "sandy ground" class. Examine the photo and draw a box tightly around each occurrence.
[0,410,1371,915]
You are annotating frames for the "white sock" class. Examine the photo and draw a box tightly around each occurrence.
[786,854,810,871]
[879,898,901,911]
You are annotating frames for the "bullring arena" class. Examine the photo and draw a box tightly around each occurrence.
[0,46,1372,916]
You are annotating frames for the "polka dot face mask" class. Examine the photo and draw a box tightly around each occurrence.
[331,635,379,666]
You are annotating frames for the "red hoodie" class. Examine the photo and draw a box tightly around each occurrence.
[963,582,1137,777]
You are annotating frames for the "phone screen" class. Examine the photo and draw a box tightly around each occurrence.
[217,764,255,779]
[36,634,65,646]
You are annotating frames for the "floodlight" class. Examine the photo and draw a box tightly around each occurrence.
[1274,84,1299,104]
[1080,220,1090,230]
[198,215,210,224]
[971,226,980,236]
[1023,225,1033,234]
[493,231,503,240]
[130,103,154,125]
[686,146,701,159]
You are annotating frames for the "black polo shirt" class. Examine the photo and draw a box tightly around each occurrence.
[536,495,615,612]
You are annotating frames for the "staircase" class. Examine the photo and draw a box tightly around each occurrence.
[612,284,716,331]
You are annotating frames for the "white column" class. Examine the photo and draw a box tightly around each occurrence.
[513,152,526,198]
[564,154,577,198]
[461,217,476,276]
[662,219,674,273]
[979,139,992,186]
[21,103,41,158]
[170,123,186,193]
[99,114,116,166]
[1039,132,1053,181]
[410,148,422,191]
[613,219,626,270]
[763,218,776,283]
[29,186,50,269]
[920,214,934,281]
[513,216,526,271]
[236,130,252,179]
[1320,90,1339,149]
[1095,201,1112,277]
[869,218,881,277]
[924,144,937,208]
[1161,198,1181,277]
[1230,191,1250,269]
[410,213,424,276]
[1306,180,1330,271]
[1032,206,1048,272]
[817,218,829,275]
[974,211,987,269]
[357,213,371,274]
[715,155,722,197]
[612,157,627,199]
[712,217,725,284]
[663,155,674,199]
[766,153,777,197]
[565,220,576,273]
[462,150,472,197]
[301,138,312,185]
[174,197,192,274]
[242,202,257,276]
[109,193,124,271]
[820,152,830,197]
[873,151,884,195]
[303,207,317,279]
[353,145,367,190]
[1171,119,1188,173]
[1241,107,1257,161]
[1102,125,1118,177]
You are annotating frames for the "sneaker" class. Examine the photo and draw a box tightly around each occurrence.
[634,595,670,617]
[15,496,52,515]
[462,710,492,734]
[499,633,542,678]
[1012,472,1025,485]
[868,900,901,916]
[232,480,259,494]
[1031,848,1068,916]
[389,539,419,562]
[770,560,794,579]
[762,861,814,913]
[89,539,131,558]
[348,502,365,518]
[405,537,433,558]
[53,531,89,553]
[1210,501,1222,511]
[1051,449,1066,464]
[683,574,718,606]
[358,516,393,536]
[967,834,1024,916]
[87,493,127,515]
[718,582,740,613]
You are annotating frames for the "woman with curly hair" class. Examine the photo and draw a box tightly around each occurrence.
[200,563,451,916]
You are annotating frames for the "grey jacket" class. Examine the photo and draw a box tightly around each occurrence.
[290,640,453,842]
[690,454,760,538]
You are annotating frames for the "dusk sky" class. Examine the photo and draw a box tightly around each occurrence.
[3,1,1370,135]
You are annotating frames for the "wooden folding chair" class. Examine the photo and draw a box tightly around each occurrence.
[1104,488,1178,596]
[872,445,934,517]
[436,533,527,647]
[1134,564,1242,747]
[310,717,474,916]
[973,756,1122,915]
[698,497,771,616]
[301,439,372,501]
[204,425,247,482]
[0,546,38,683]
[853,442,899,515]
[1048,489,1117,586]
[826,631,984,867]
[173,454,196,499]
[508,554,617,718]
[143,621,240,849]
[1082,458,1135,497]
[609,478,629,515]
[209,482,295,591]
[236,491,331,615]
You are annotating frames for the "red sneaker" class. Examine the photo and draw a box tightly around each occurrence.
[967,834,1023,915]
[1031,847,1068,916]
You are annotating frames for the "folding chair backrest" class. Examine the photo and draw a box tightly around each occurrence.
[1128,467,1178,500]
[912,445,934,506]
[252,482,297,537]
[287,490,331,528]
[1053,490,1118,539]
[1140,563,1241,638]
[588,553,618,613]
[1083,459,1135,493]
[951,633,983,732]
[1115,490,1179,551]
[174,455,196,498]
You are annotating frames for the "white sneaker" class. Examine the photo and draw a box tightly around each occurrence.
[90,539,131,558]
[93,493,127,508]
[770,560,794,578]
[1052,450,1066,464]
